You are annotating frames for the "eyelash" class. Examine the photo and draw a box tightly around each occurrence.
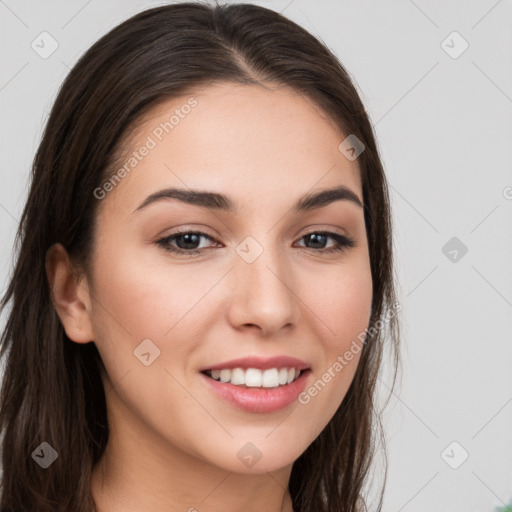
[156,229,355,256]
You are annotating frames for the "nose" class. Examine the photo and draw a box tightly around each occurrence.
[226,240,299,337]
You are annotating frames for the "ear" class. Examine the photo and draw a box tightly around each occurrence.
[45,243,95,344]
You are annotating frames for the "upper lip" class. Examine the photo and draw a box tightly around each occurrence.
[201,356,311,372]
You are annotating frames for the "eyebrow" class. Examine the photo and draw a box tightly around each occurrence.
[132,184,363,214]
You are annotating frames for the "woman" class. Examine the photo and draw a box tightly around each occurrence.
[0,2,401,511]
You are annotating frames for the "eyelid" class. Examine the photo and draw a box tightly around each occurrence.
[300,225,346,238]
[159,225,219,240]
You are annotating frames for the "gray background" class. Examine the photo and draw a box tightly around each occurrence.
[1,1,511,511]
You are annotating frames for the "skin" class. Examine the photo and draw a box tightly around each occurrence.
[46,82,373,512]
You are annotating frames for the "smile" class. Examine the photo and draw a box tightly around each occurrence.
[200,368,311,413]
[203,367,303,388]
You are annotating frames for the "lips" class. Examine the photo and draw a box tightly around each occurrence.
[200,368,311,413]
[200,355,310,372]
[199,355,312,413]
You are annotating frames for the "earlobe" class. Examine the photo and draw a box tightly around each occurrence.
[45,243,95,344]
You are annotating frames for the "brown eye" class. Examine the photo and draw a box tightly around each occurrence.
[156,231,219,255]
[296,232,355,253]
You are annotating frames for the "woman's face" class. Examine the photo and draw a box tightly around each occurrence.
[85,82,372,474]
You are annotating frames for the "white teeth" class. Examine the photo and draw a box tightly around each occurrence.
[219,369,231,383]
[262,368,279,388]
[206,367,303,387]
[245,368,262,387]
[231,368,245,385]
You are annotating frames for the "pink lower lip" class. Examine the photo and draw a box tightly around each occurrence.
[200,370,310,413]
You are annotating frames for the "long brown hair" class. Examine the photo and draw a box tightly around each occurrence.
[0,2,401,511]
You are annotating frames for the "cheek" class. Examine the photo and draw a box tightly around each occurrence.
[88,244,226,370]
[92,242,180,329]
[306,256,373,350]
[297,256,372,420]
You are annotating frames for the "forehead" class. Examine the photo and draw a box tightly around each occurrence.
[101,82,363,216]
